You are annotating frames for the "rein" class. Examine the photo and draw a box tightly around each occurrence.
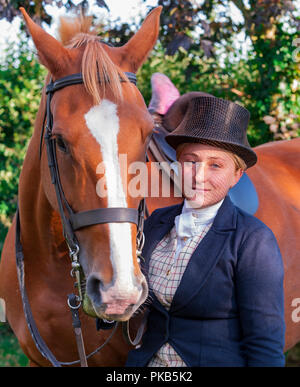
[15,71,148,367]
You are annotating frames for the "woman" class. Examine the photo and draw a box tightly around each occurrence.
[126,92,285,367]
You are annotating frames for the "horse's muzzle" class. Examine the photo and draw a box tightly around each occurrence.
[84,272,148,321]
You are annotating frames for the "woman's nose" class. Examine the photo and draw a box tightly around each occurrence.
[193,162,206,182]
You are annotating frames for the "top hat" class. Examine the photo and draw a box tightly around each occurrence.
[164,92,257,168]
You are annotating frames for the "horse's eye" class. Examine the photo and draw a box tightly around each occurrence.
[56,135,68,153]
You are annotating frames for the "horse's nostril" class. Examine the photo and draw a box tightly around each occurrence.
[86,273,103,307]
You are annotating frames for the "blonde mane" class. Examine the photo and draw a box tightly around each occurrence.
[57,15,129,104]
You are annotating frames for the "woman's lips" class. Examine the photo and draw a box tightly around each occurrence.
[191,186,211,192]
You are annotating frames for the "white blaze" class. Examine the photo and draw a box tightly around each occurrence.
[84,100,135,294]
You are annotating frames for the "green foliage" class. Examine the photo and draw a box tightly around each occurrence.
[0,325,29,367]
[0,0,104,25]
[138,23,299,147]
[137,0,299,146]
[0,37,46,254]
[245,23,300,143]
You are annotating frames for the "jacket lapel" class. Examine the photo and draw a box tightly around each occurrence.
[170,196,237,313]
[142,203,183,275]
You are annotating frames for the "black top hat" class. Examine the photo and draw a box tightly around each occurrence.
[164,93,257,168]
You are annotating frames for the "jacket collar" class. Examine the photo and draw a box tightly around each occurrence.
[157,202,184,225]
[157,195,237,231]
[211,195,237,231]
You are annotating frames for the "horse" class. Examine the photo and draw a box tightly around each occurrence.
[0,7,162,366]
[145,72,300,354]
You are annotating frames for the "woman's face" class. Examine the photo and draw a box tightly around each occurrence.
[178,143,243,208]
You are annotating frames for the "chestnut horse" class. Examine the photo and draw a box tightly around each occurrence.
[145,73,300,354]
[0,7,162,366]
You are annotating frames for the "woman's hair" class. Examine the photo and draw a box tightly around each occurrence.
[229,152,247,171]
[176,142,247,171]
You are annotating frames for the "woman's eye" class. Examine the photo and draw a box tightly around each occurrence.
[211,163,221,168]
[56,136,68,153]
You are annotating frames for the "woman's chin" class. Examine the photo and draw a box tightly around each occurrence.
[184,192,206,208]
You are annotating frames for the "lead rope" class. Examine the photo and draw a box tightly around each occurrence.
[67,294,88,367]
[66,245,87,367]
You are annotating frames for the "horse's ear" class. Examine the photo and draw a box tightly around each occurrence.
[20,7,71,76]
[119,6,162,73]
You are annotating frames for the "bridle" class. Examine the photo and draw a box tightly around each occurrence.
[43,71,145,279]
[15,71,148,367]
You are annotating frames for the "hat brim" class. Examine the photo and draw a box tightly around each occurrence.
[165,135,257,169]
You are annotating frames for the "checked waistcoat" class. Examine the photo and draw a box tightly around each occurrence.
[147,223,212,367]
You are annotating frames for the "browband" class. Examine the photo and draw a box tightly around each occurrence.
[46,71,137,94]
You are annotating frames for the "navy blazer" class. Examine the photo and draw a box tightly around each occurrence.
[126,196,285,367]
